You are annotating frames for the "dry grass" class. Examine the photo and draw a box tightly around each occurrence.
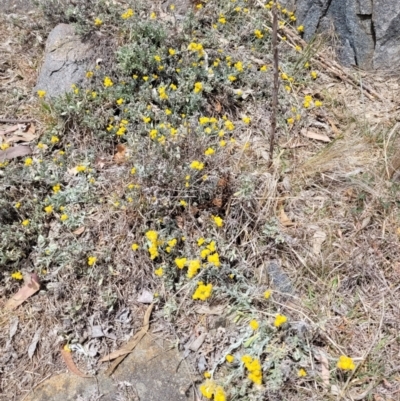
[1,1,400,401]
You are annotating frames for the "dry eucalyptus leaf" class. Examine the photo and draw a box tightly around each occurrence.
[195,304,225,315]
[27,328,42,359]
[312,231,326,254]
[114,144,127,164]
[316,349,330,388]
[0,145,32,162]
[61,347,92,378]
[72,226,85,235]
[189,333,206,352]
[137,290,153,304]
[9,318,18,339]
[279,208,294,227]
[301,128,331,143]
[5,273,40,310]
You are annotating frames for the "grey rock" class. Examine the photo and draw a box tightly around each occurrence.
[35,24,94,98]
[23,333,192,401]
[267,260,294,295]
[294,0,400,70]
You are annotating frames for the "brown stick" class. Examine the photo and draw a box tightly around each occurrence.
[269,2,279,167]
[0,118,34,124]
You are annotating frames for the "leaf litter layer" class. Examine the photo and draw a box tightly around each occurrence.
[1,1,400,400]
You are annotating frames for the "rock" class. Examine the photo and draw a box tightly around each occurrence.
[23,333,193,401]
[35,24,94,98]
[294,0,400,70]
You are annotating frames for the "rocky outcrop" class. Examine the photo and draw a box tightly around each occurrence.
[294,0,400,70]
[35,24,94,98]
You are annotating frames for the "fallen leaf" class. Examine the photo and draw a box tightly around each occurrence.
[312,231,326,254]
[67,166,79,176]
[279,208,294,227]
[316,349,330,388]
[113,144,126,164]
[5,273,40,310]
[101,303,154,376]
[137,290,153,304]
[301,129,331,143]
[326,117,340,136]
[194,304,225,315]
[61,346,92,378]
[6,123,37,143]
[72,226,85,235]
[27,328,42,359]
[212,198,223,208]
[215,100,222,113]
[9,317,19,339]
[90,326,104,338]
[0,145,32,162]
[0,124,20,136]
[189,333,206,352]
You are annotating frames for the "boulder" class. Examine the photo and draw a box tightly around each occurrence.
[35,24,94,98]
[294,0,400,70]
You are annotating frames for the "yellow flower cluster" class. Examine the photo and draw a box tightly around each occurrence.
[254,29,264,39]
[187,259,201,278]
[94,18,103,26]
[37,90,46,98]
[158,85,168,100]
[88,256,97,266]
[249,319,259,330]
[212,215,224,227]
[242,355,263,385]
[145,230,159,260]
[188,42,204,57]
[274,314,287,327]
[337,355,355,370]
[11,271,23,280]
[116,119,129,136]
[121,8,134,19]
[199,379,226,401]
[194,82,203,93]
[190,160,204,170]
[192,282,213,300]
[104,76,113,87]
[53,183,61,193]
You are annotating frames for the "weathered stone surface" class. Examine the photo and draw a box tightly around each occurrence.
[24,334,192,401]
[294,0,400,70]
[35,24,94,98]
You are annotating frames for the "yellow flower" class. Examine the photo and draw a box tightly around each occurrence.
[218,140,226,147]
[37,90,46,98]
[50,136,59,144]
[88,256,97,266]
[249,319,259,330]
[154,55,161,62]
[145,230,158,243]
[228,75,237,82]
[165,109,172,115]
[86,71,94,78]
[167,239,177,248]
[1,143,10,150]
[94,18,103,26]
[192,282,213,300]
[204,372,211,379]
[22,219,30,226]
[131,243,139,251]
[214,386,226,401]
[212,215,223,227]
[204,147,215,156]
[207,253,220,267]
[337,355,355,370]
[304,62,310,68]
[60,214,68,221]
[121,8,134,19]
[155,267,163,277]
[179,200,187,207]
[170,4,175,10]
[242,355,262,385]
[76,165,86,172]
[254,29,264,39]
[207,241,216,253]
[196,3,203,9]
[15,202,21,209]
[190,160,204,170]
[234,61,243,72]
[310,71,318,79]
[174,257,187,269]
[194,82,203,93]
[224,120,235,131]
[260,65,268,72]
[218,15,226,24]
[11,271,23,280]
[287,117,294,125]
[226,354,234,363]
[274,314,287,327]
[91,91,97,98]
[104,76,113,87]
[187,259,201,278]
[290,15,296,21]
[197,237,205,246]
[24,157,33,166]
[242,116,251,124]
[170,83,177,90]
[150,11,156,19]
[44,205,53,213]
[168,48,176,56]
[116,98,124,105]
[295,45,302,52]
[298,368,307,377]
[315,100,323,107]
[200,379,215,399]
[264,289,272,299]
